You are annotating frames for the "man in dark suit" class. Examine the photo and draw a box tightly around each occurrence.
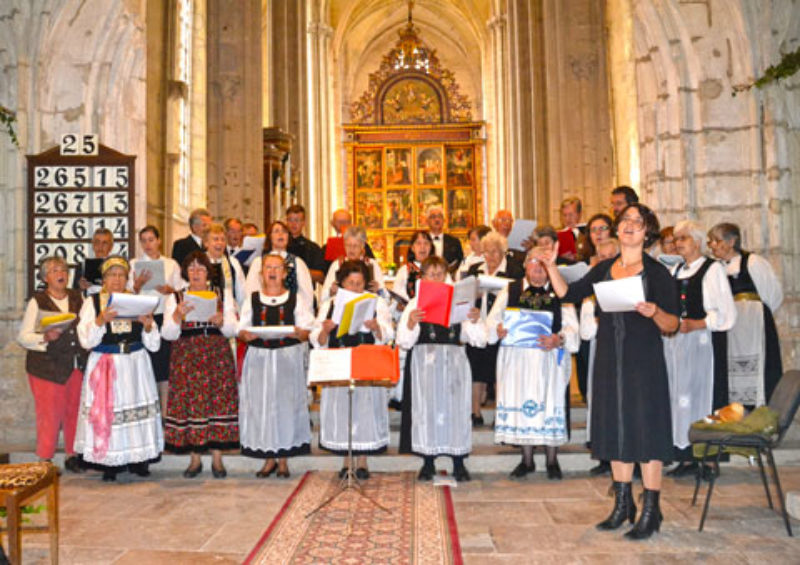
[171,208,211,267]
[556,196,586,261]
[72,227,114,293]
[286,204,325,284]
[407,206,463,271]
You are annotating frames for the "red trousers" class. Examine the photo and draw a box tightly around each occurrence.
[28,369,83,459]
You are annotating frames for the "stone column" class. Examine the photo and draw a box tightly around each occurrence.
[206,0,263,225]
[486,11,510,219]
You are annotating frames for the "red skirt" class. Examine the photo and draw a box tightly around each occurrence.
[165,333,239,451]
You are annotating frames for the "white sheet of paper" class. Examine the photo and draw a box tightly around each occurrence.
[348,296,377,335]
[308,348,352,384]
[239,235,266,267]
[245,325,295,340]
[592,275,645,313]
[183,293,218,323]
[134,260,166,291]
[558,262,590,284]
[506,219,537,251]
[331,288,363,325]
[107,293,159,318]
[450,276,477,325]
[657,254,683,268]
[478,274,513,292]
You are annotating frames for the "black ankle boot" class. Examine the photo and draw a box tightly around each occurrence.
[596,481,636,530]
[624,488,662,540]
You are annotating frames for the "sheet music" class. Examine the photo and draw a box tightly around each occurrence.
[657,254,683,268]
[450,276,477,325]
[245,326,295,340]
[558,262,590,284]
[478,274,513,292]
[501,308,553,348]
[183,292,218,323]
[592,275,645,312]
[346,296,377,335]
[308,348,352,384]
[506,219,537,251]
[134,260,166,291]
[331,288,363,324]
[36,310,77,332]
[237,235,266,267]
[106,293,159,318]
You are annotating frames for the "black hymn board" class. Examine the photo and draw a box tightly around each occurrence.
[27,135,135,296]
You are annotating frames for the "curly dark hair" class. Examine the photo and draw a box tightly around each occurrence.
[181,250,213,282]
[614,203,661,248]
[335,260,372,287]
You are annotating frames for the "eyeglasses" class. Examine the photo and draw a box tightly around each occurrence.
[619,216,645,229]
[590,225,610,234]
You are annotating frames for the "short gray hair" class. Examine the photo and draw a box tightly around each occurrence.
[481,231,508,254]
[343,225,367,244]
[674,219,707,254]
[189,208,212,227]
[38,256,68,283]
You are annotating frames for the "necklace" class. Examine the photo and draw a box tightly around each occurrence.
[619,256,642,268]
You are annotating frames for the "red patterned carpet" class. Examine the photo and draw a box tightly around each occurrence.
[244,471,462,564]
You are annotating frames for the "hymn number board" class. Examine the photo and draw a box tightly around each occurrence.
[27,136,136,295]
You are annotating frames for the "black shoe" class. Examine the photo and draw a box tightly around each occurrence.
[666,461,698,477]
[589,461,611,476]
[596,481,636,530]
[510,461,535,478]
[546,461,563,480]
[64,455,85,474]
[211,464,227,479]
[256,462,277,478]
[388,399,403,411]
[471,413,484,427]
[417,463,435,481]
[453,466,471,482]
[102,469,117,482]
[356,468,370,480]
[625,489,662,540]
[183,462,203,478]
[338,467,349,479]
[129,462,150,477]
[277,467,290,478]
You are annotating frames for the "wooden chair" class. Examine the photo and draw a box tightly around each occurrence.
[0,461,59,564]
[689,370,800,536]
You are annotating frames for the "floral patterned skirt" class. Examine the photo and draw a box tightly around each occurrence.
[165,333,239,451]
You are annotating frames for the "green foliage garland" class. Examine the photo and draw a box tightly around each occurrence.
[733,46,800,95]
[0,104,20,148]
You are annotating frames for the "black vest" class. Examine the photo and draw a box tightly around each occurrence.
[248,291,300,349]
[728,251,759,297]
[93,293,144,345]
[325,303,376,348]
[676,257,715,319]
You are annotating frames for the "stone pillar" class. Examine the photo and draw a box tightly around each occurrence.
[206,0,263,226]
[486,11,510,219]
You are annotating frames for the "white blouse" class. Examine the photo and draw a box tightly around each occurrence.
[320,258,385,304]
[77,297,161,352]
[128,254,185,315]
[245,252,314,311]
[723,253,783,313]
[670,256,737,332]
[161,287,239,340]
[236,290,315,335]
[17,294,73,352]
[395,295,487,350]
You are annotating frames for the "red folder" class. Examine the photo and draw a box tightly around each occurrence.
[417,279,454,327]
[351,345,400,384]
[324,237,345,261]
[557,229,576,257]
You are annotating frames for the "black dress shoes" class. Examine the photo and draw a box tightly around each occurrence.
[509,461,535,478]
[211,464,227,479]
[256,463,277,478]
[471,413,485,427]
[355,467,370,480]
[596,481,636,531]
[417,463,435,481]
[453,465,471,482]
[625,489,662,540]
[276,468,290,479]
[546,461,563,480]
[338,467,349,479]
[129,462,150,477]
[102,469,117,482]
[589,460,611,476]
[183,462,203,478]
[64,455,85,474]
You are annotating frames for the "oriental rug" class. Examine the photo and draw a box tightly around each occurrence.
[243,471,462,564]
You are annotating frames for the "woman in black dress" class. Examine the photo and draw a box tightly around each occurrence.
[539,203,679,540]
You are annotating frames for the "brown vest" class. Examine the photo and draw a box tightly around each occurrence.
[25,290,88,384]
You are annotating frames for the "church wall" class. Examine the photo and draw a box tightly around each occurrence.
[0,0,147,447]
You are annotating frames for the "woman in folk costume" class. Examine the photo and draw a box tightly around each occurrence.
[237,253,314,478]
[320,225,384,304]
[75,257,164,481]
[708,222,783,408]
[461,231,524,427]
[663,220,736,477]
[245,220,314,307]
[539,203,680,540]
[17,256,88,473]
[204,222,247,306]
[396,256,486,482]
[310,260,394,480]
[129,225,184,416]
[487,251,579,480]
[162,251,239,479]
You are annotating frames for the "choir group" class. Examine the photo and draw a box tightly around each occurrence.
[18,187,784,540]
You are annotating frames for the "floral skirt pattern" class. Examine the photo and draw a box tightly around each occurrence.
[165,334,239,451]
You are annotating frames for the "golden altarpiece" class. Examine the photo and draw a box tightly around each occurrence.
[342,12,485,267]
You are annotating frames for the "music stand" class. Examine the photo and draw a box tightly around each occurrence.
[305,378,391,518]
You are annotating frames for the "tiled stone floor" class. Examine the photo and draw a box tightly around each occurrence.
[9,464,800,564]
